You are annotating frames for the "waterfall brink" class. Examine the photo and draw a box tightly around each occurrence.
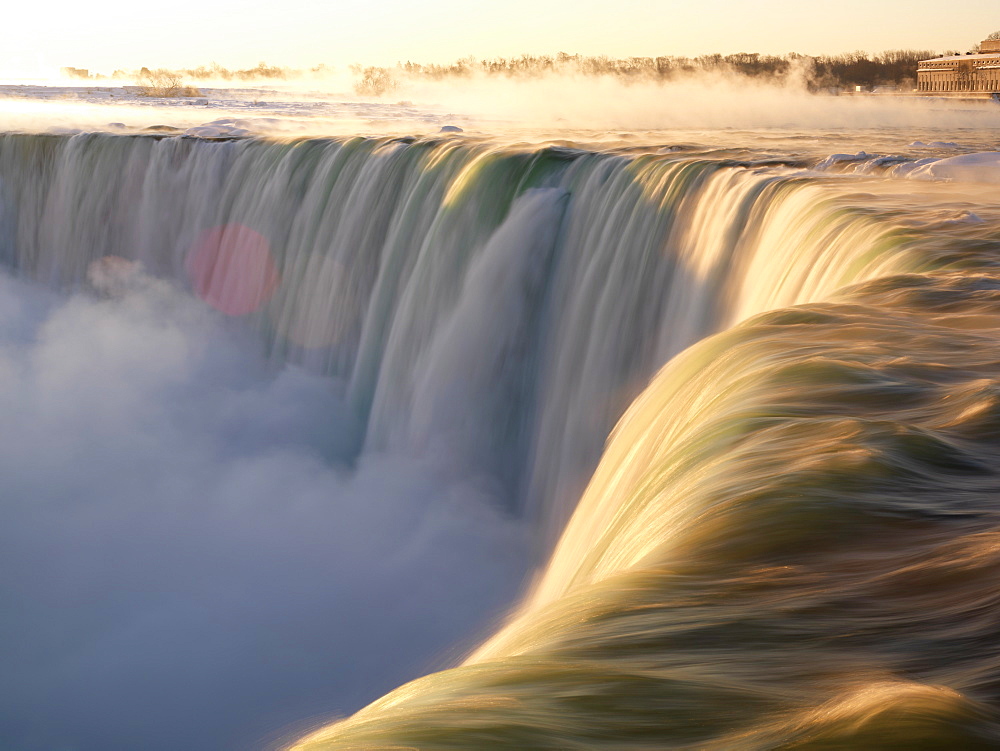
[3,132,1000,750]
[0,134,939,535]
[296,272,1000,750]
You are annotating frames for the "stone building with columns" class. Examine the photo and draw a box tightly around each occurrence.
[918,38,1000,97]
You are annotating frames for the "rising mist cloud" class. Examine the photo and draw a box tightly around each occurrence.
[0,271,529,751]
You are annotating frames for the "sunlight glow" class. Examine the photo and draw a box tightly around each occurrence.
[2,0,998,77]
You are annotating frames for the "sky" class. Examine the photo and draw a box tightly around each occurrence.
[1,0,998,77]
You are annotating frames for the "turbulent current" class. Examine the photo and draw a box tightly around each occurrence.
[2,130,1000,749]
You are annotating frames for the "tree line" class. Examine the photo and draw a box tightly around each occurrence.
[64,49,957,96]
[385,50,940,92]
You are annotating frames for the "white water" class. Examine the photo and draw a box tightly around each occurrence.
[1,129,1000,749]
[0,134,939,534]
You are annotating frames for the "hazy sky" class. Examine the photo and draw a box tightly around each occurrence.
[2,0,998,75]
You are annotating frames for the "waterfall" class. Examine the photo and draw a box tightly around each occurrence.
[0,134,930,539]
[296,271,1000,751]
[5,132,998,750]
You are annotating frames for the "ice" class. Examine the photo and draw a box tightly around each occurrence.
[0,83,466,138]
[183,125,250,138]
[815,151,872,170]
[906,152,1000,185]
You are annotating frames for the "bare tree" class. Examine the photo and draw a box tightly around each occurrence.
[353,66,397,97]
[136,68,200,97]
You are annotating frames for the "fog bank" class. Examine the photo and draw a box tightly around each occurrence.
[0,271,528,750]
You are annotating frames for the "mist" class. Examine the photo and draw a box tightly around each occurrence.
[1,70,998,751]
[0,270,529,750]
[3,65,1000,140]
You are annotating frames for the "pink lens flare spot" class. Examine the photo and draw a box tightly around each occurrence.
[186,224,280,316]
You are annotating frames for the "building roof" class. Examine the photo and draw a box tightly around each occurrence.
[920,40,1000,64]
[919,52,1000,63]
[920,35,1000,62]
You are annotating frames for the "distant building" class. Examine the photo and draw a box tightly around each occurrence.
[918,38,1000,97]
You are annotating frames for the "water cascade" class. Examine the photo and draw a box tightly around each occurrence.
[0,134,942,535]
[2,131,999,749]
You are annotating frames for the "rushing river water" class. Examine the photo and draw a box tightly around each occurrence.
[1,127,1000,749]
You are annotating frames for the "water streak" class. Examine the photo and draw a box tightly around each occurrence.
[0,134,948,535]
[2,132,1000,749]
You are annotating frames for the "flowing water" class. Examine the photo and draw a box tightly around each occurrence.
[1,127,1000,749]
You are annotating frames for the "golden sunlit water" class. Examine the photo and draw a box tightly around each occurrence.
[0,95,999,748]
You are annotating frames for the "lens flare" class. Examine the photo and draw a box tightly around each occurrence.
[186,224,280,316]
